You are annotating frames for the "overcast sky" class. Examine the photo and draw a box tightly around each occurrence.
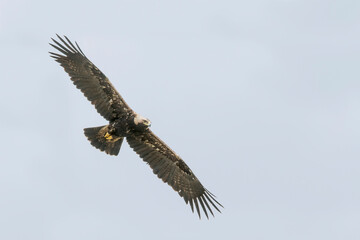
[1,0,360,239]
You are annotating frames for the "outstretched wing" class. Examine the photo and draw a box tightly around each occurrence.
[49,35,130,121]
[126,130,223,219]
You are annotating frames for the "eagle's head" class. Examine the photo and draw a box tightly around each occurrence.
[133,113,151,131]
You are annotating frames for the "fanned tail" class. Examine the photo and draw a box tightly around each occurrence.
[84,125,123,156]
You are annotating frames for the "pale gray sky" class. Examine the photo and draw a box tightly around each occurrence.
[1,0,360,239]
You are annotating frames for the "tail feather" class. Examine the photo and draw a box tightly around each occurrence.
[84,125,123,156]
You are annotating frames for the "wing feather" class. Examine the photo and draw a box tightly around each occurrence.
[126,130,223,218]
[50,35,130,121]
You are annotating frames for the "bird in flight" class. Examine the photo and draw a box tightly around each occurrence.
[49,35,222,218]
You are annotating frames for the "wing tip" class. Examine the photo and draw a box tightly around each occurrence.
[49,34,86,58]
[183,188,223,220]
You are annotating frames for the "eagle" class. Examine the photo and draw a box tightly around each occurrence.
[49,35,222,218]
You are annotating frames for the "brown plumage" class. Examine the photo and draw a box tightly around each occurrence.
[49,35,223,218]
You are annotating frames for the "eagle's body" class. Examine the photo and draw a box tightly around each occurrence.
[50,35,222,218]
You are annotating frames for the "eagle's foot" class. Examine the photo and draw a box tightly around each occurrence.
[104,132,113,140]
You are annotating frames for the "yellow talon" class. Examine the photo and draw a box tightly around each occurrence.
[104,132,113,140]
